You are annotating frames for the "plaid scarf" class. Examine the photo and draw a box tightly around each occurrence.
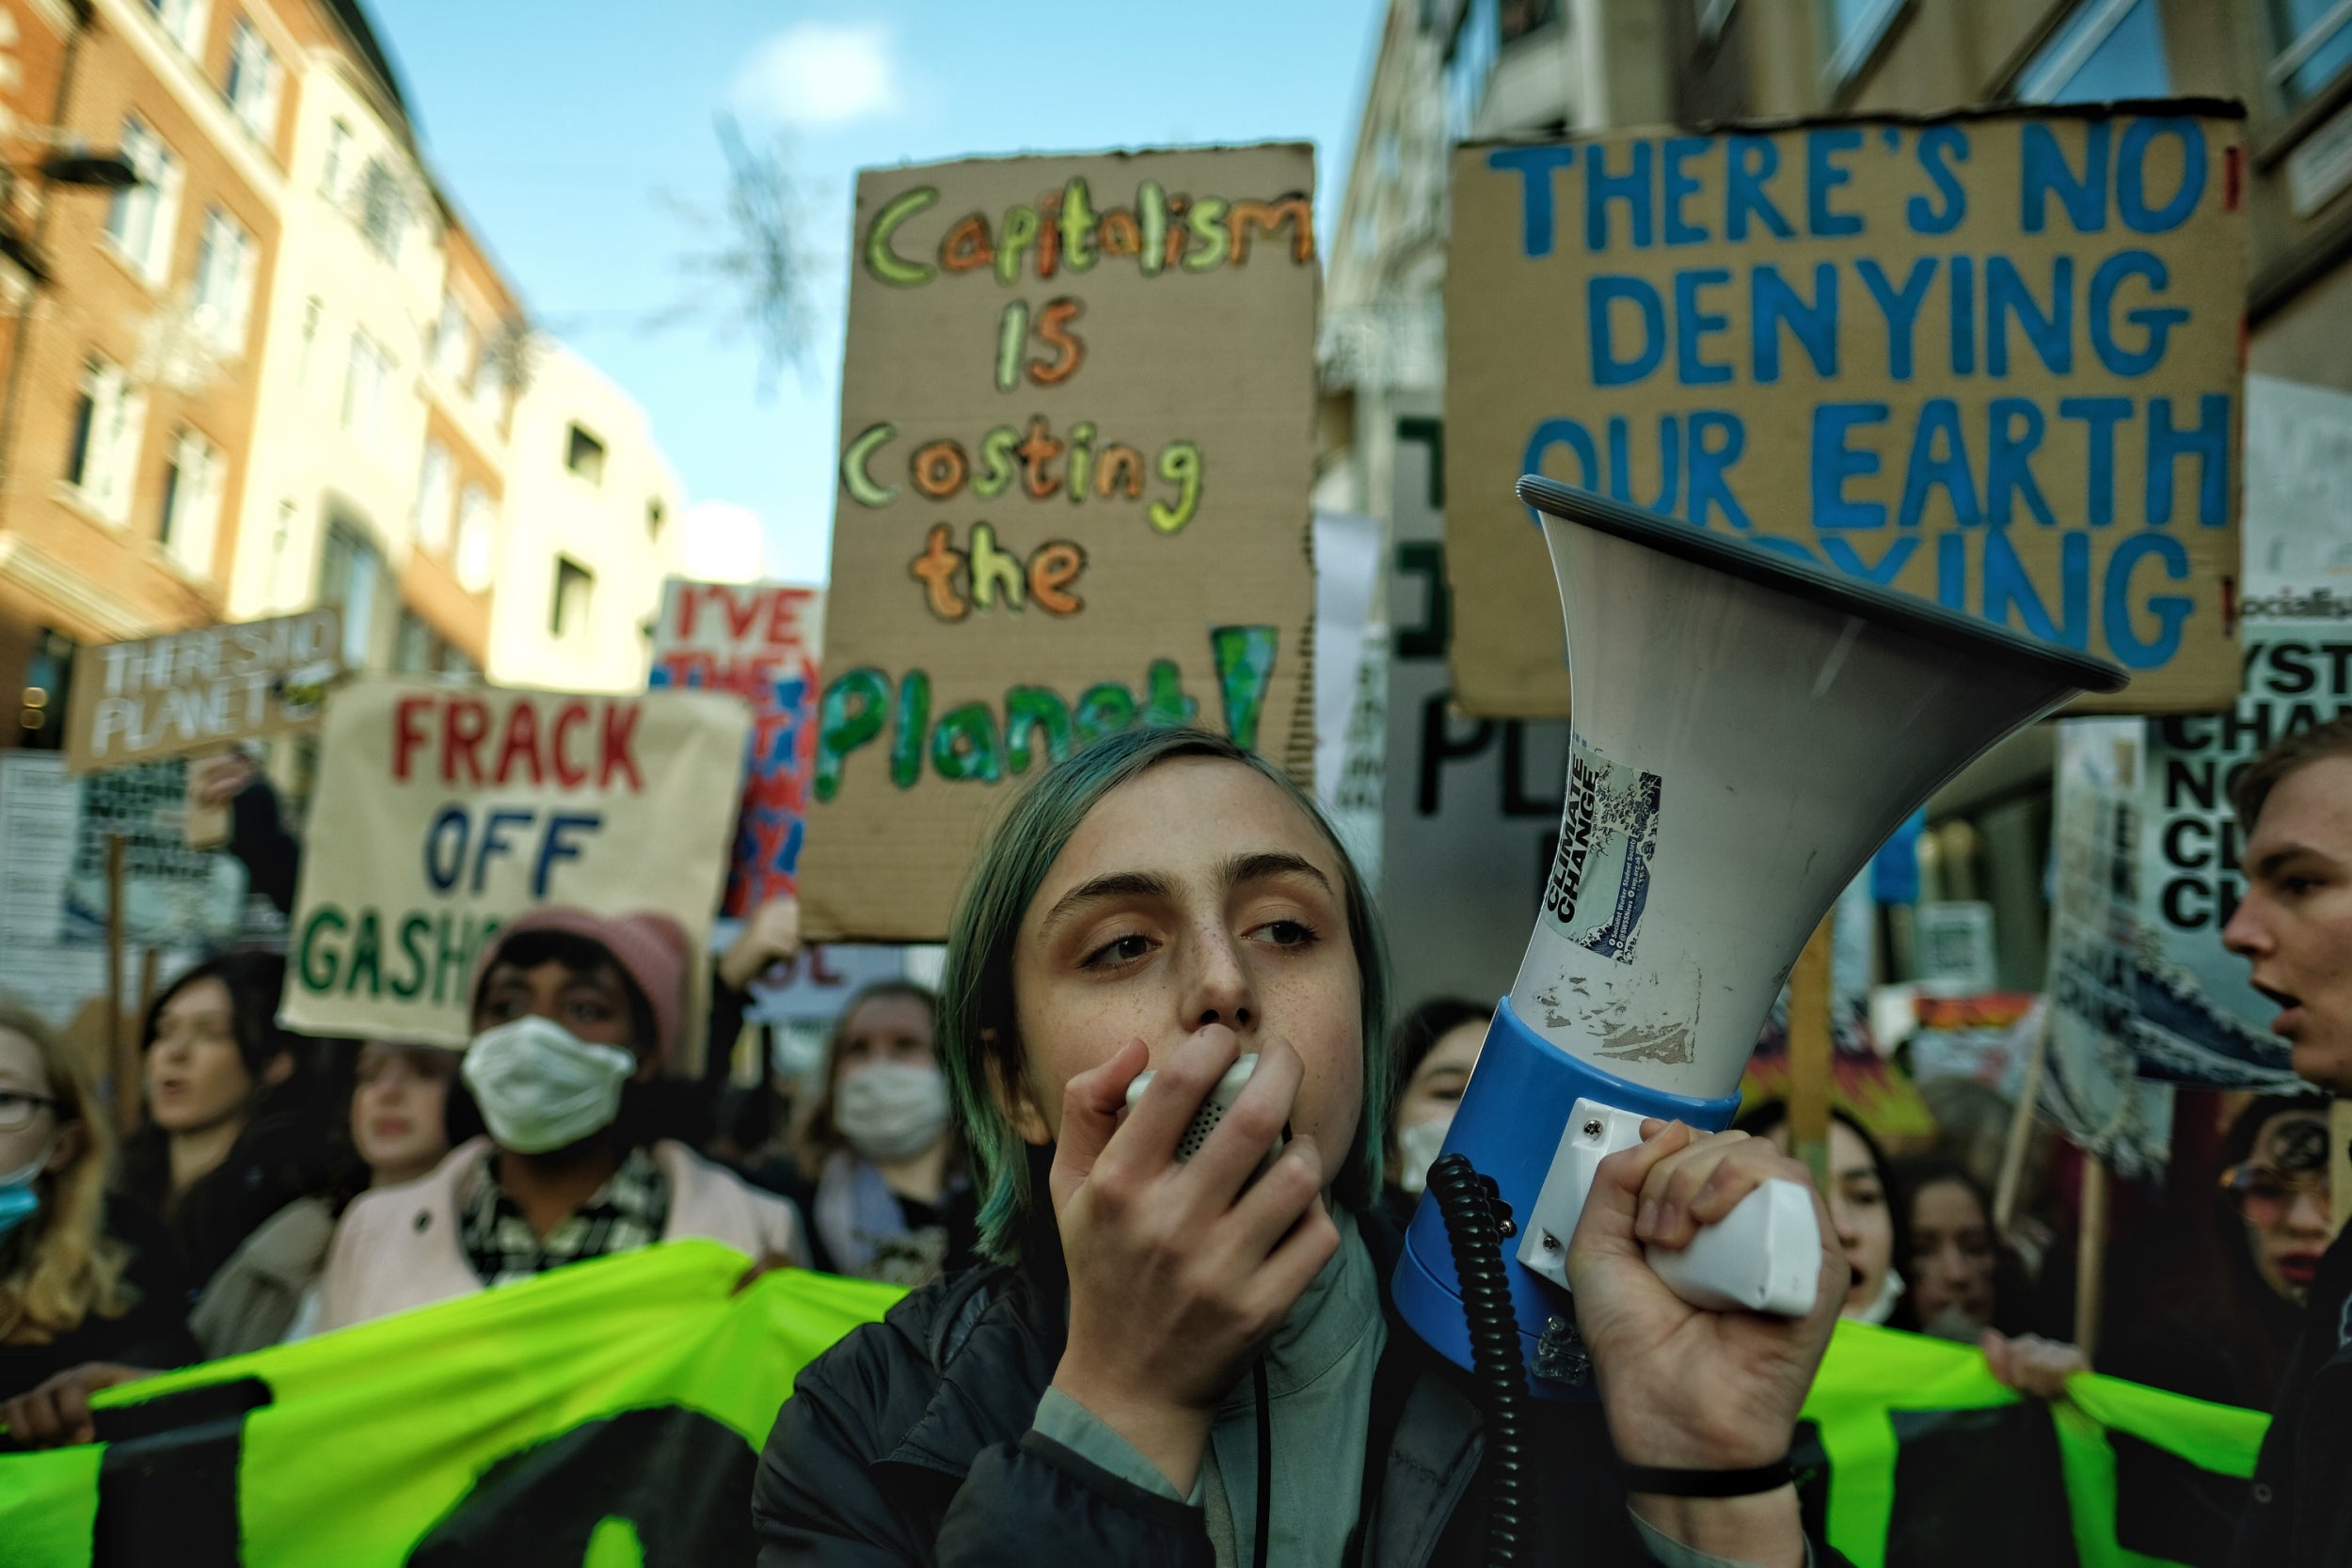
[460,1144,671,1288]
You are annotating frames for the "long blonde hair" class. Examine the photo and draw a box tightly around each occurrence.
[0,1000,132,1343]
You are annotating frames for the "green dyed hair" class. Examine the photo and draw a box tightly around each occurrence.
[940,724,1391,1264]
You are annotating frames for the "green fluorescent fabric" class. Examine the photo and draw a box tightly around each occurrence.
[1799,1319,2272,1568]
[0,1259,2277,1567]
[0,1242,900,1567]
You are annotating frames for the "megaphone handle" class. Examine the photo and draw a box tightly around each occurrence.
[1519,1098,1822,1318]
[1644,1178,1822,1317]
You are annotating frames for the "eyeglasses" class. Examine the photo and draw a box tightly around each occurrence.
[0,1090,58,1134]
[2221,1162,2332,1222]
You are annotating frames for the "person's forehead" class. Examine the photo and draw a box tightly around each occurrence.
[1912,1179,1985,1225]
[163,976,232,1018]
[2249,756,2352,860]
[846,994,931,1037]
[1419,1022,1487,1077]
[0,1027,49,1090]
[1826,1119,1875,1171]
[488,957,622,990]
[1040,758,1340,897]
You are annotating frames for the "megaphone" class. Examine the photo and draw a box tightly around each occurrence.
[1393,478,2127,1397]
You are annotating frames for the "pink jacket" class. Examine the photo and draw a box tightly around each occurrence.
[313,1136,806,1334]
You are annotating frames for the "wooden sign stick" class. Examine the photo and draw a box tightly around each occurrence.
[2074,1149,2110,1360]
[104,834,137,1137]
[1787,914,1837,1195]
[1993,1008,2052,1237]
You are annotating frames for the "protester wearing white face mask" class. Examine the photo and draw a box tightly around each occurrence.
[749,983,976,1287]
[312,909,805,1333]
[1380,999,1490,1218]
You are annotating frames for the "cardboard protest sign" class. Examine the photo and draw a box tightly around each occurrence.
[648,580,823,917]
[801,144,1320,941]
[2042,718,2175,1176]
[1377,406,1579,1007]
[1446,104,2247,719]
[64,608,340,772]
[2131,372,2352,1089]
[279,681,748,1055]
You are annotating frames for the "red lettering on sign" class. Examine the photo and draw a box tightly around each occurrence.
[392,696,433,781]
[764,591,810,648]
[552,701,589,787]
[599,703,643,791]
[496,701,545,786]
[721,587,764,641]
[444,698,490,785]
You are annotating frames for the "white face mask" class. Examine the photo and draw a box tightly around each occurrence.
[834,1061,950,1164]
[1394,1116,1453,1196]
[462,1016,636,1154]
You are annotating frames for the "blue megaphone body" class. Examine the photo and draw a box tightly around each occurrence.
[1391,479,2128,1398]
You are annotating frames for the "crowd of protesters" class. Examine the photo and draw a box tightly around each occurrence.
[2,715,2352,1568]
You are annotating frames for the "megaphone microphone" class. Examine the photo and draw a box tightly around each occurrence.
[1393,478,2127,1398]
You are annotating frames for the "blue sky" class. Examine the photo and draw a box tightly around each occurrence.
[369,1,1381,582]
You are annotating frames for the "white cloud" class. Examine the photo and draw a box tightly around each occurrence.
[729,23,898,129]
[680,499,770,583]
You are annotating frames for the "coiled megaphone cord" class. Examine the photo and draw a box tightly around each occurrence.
[1428,1151,1525,1568]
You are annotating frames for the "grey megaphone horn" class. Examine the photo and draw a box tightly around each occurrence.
[1392,477,2127,1398]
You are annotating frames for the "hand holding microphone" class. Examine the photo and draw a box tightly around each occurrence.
[1045,1027,1334,1493]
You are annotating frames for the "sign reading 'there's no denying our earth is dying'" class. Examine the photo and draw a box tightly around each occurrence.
[1446,103,2248,719]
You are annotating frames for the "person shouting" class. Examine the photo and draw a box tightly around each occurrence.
[2220,715,2352,1567]
[754,725,1847,1567]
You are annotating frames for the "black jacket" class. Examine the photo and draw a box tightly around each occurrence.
[754,1208,1846,1566]
[2231,1212,2352,1567]
[0,1198,199,1403]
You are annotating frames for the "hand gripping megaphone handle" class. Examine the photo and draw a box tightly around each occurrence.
[1519,1100,1822,1318]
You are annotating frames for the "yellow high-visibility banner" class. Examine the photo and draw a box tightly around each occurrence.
[0,1242,899,1566]
[0,1256,2268,1566]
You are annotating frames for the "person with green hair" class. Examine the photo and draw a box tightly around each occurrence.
[755,724,1845,1567]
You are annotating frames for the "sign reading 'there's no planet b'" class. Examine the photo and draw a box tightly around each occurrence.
[1446,103,2248,719]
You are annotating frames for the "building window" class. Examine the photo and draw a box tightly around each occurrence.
[64,356,144,524]
[357,159,407,262]
[157,428,225,578]
[321,118,352,201]
[1443,0,1501,141]
[103,118,182,284]
[392,608,437,673]
[144,0,209,55]
[191,207,258,353]
[455,484,495,593]
[342,330,389,450]
[224,20,281,141]
[646,498,664,537]
[551,557,594,639]
[433,294,473,382]
[320,518,386,669]
[1821,0,1906,87]
[564,422,607,484]
[471,356,507,426]
[414,441,454,551]
[2017,0,2171,103]
[297,296,322,385]
[18,628,75,750]
[2271,0,2352,109]
[1497,0,1560,43]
